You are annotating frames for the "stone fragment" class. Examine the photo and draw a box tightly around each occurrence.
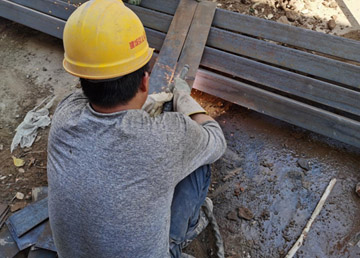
[286,11,298,22]
[297,158,310,171]
[238,206,254,220]
[18,168,25,173]
[10,201,27,212]
[356,183,360,198]
[278,16,291,25]
[327,19,336,30]
[227,211,238,221]
[15,192,24,200]
[329,2,337,8]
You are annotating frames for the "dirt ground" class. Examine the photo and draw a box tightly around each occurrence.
[215,0,360,39]
[1,0,360,257]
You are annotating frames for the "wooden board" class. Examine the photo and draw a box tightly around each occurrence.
[193,69,360,148]
[148,0,198,93]
[175,1,217,87]
[7,197,48,237]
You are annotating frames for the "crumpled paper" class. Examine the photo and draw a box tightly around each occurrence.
[11,96,56,152]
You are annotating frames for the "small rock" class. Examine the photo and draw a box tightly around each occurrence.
[329,2,337,8]
[238,206,254,220]
[301,9,309,14]
[297,158,310,171]
[18,168,25,173]
[10,201,27,212]
[15,192,25,200]
[356,183,360,198]
[42,67,47,71]
[0,144,3,151]
[227,211,238,221]
[278,16,292,25]
[327,19,336,30]
[266,14,274,20]
[0,176,6,180]
[286,11,298,22]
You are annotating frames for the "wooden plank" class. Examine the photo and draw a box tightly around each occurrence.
[148,0,198,94]
[193,69,360,148]
[0,0,65,39]
[207,28,360,88]
[201,47,360,116]
[175,1,217,87]
[8,0,76,20]
[7,197,48,237]
[213,9,360,63]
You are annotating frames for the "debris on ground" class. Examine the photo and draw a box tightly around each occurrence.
[237,206,254,221]
[356,183,360,198]
[297,158,310,171]
[15,192,24,200]
[10,202,27,213]
[226,211,238,221]
[10,96,55,153]
[12,156,25,167]
[285,178,337,258]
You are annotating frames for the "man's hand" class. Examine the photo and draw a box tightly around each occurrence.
[142,92,173,117]
[171,76,206,116]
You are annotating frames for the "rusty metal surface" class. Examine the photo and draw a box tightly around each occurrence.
[148,0,197,94]
[175,1,216,88]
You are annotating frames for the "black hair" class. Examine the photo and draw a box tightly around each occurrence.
[80,63,149,108]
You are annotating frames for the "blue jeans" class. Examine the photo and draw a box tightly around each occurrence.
[169,165,211,258]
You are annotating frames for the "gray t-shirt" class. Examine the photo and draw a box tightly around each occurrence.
[47,92,226,258]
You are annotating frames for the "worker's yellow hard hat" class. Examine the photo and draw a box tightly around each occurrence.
[63,0,153,79]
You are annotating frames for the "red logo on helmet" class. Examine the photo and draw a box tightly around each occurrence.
[129,33,146,49]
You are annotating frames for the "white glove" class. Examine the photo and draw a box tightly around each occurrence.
[171,77,206,116]
[142,92,173,117]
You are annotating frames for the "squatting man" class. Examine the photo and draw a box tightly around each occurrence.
[47,0,227,257]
